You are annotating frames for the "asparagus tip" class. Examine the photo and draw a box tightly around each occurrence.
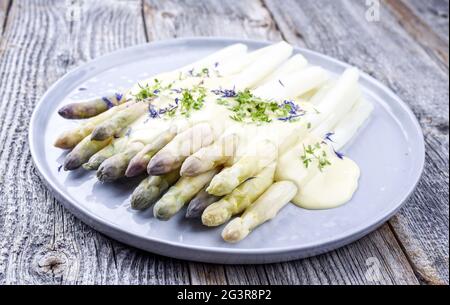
[222,218,249,243]
[153,205,171,220]
[91,127,109,141]
[97,164,121,182]
[54,137,72,150]
[82,162,96,171]
[185,202,202,218]
[63,154,82,171]
[125,162,145,177]
[201,208,230,227]
[180,157,203,177]
[130,186,160,210]
[57,105,73,119]
[147,153,177,176]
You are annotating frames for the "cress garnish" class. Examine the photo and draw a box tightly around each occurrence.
[301,142,332,171]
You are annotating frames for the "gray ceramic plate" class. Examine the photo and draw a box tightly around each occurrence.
[29,38,425,264]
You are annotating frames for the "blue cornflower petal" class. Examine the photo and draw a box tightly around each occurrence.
[334,149,345,159]
[115,92,123,101]
[102,97,114,108]
[324,132,335,142]
[148,105,159,118]
[211,88,237,98]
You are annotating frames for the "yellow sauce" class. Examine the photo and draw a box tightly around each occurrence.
[276,137,360,209]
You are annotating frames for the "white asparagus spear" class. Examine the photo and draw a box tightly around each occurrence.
[222,181,297,243]
[202,163,276,227]
[217,42,282,76]
[90,101,150,141]
[180,133,239,176]
[258,54,308,85]
[83,113,166,170]
[67,103,163,170]
[125,127,178,177]
[131,170,180,210]
[63,136,112,170]
[179,43,248,74]
[96,141,145,182]
[329,99,374,151]
[312,85,361,138]
[153,168,219,220]
[206,139,278,196]
[83,134,130,170]
[147,122,215,175]
[185,186,222,218]
[306,80,336,105]
[252,66,329,100]
[230,41,293,90]
[305,68,360,129]
[83,112,177,172]
[54,101,136,149]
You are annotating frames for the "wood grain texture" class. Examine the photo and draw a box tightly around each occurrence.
[0,0,191,285]
[264,225,418,285]
[0,0,445,285]
[187,225,419,285]
[385,0,448,69]
[142,0,282,40]
[406,0,449,44]
[264,0,449,285]
[0,0,11,38]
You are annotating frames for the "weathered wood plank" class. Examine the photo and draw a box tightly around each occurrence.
[0,0,11,35]
[405,0,449,44]
[189,263,228,285]
[265,225,419,285]
[384,0,448,69]
[142,0,281,40]
[189,225,419,285]
[142,0,419,285]
[264,0,449,285]
[0,0,189,285]
[224,265,269,285]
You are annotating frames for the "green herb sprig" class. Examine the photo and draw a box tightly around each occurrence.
[134,79,173,101]
[301,142,332,171]
[223,89,296,124]
[179,86,206,117]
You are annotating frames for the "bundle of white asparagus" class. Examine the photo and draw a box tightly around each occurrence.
[55,41,373,243]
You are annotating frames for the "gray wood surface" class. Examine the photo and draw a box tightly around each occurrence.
[385,0,448,69]
[0,0,10,36]
[0,0,448,285]
[407,0,449,44]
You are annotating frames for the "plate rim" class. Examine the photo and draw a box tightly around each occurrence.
[28,37,425,263]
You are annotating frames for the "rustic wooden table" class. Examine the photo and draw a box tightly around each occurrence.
[0,0,448,285]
